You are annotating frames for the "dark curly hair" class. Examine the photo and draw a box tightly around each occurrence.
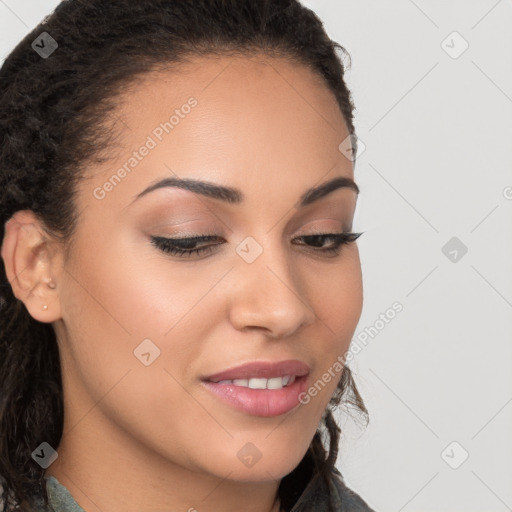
[0,1,368,511]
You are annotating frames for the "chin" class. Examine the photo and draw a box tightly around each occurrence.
[222,457,305,484]
[204,439,311,484]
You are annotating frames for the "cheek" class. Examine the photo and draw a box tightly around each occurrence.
[299,248,363,411]
[58,236,222,455]
[63,229,217,339]
[306,247,363,347]
[58,228,233,391]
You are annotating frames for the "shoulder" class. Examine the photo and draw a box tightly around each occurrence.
[328,468,377,512]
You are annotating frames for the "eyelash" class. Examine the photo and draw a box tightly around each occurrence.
[150,232,363,259]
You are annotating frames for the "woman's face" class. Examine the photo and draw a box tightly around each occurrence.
[50,55,363,482]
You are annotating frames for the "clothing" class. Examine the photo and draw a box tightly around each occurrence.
[34,468,375,512]
[290,467,376,511]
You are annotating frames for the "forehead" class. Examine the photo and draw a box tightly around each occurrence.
[112,53,349,154]
[80,54,355,215]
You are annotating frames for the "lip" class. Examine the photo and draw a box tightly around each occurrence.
[203,359,310,382]
[201,359,310,417]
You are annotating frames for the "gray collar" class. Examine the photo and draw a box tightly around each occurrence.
[39,470,375,512]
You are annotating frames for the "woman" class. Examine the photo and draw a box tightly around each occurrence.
[0,1,375,511]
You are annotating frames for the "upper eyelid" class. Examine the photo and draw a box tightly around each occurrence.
[151,232,353,249]
[153,229,350,240]
[150,232,357,246]
[150,221,351,238]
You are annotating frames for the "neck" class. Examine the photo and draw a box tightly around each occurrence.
[45,411,283,512]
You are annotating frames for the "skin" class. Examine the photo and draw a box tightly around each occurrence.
[1,54,362,512]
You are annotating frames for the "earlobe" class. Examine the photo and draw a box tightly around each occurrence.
[1,210,62,323]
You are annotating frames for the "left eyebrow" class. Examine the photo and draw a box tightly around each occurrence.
[130,175,359,208]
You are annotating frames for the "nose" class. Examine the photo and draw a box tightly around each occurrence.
[227,238,316,339]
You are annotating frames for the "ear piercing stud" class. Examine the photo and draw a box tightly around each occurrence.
[42,279,55,310]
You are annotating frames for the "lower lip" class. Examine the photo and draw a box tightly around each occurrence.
[201,375,309,417]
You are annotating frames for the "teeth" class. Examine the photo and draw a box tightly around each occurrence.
[266,377,283,389]
[215,375,296,389]
[248,378,267,389]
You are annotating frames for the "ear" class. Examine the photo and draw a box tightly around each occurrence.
[1,210,63,323]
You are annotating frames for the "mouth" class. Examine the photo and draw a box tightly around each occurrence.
[201,359,310,417]
[213,375,298,389]
[203,359,310,383]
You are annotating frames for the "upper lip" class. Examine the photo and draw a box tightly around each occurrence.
[203,359,310,382]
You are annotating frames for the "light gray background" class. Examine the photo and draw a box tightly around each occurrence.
[1,1,511,511]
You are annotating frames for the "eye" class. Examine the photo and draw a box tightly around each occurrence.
[150,235,222,258]
[292,232,363,256]
[150,232,363,259]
